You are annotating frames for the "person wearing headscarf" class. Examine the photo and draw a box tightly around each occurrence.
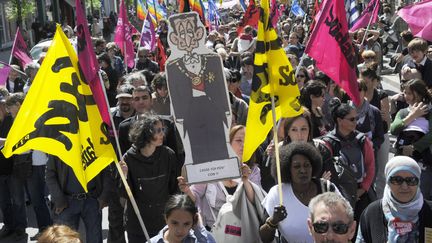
[356,156,432,243]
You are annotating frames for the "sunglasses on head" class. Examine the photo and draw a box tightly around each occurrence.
[389,176,419,186]
[313,222,351,234]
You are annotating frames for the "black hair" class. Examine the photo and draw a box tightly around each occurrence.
[329,97,355,124]
[299,80,326,109]
[164,194,198,224]
[97,52,112,66]
[151,72,167,90]
[360,65,380,81]
[128,114,162,149]
[404,79,432,104]
[229,69,242,83]
[314,71,331,86]
[272,142,322,183]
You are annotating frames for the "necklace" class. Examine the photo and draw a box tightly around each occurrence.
[175,55,207,86]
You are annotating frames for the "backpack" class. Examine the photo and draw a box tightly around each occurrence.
[320,132,367,208]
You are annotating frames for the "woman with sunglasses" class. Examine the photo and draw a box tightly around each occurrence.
[356,156,432,243]
[295,66,310,89]
[300,80,328,138]
[259,142,339,243]
[320,98,375,221]
[119,114,179,241]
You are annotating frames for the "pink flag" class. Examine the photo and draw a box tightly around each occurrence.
[350,0,379,32]
[11,27,33,68]
[114,0,135,69]
[305,0,360,105]
[398,0,432,42]
[0,61,11,86]
[76,0,112,126]
[140,12,156,51]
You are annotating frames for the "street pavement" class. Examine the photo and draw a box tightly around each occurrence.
[0,47,402,242]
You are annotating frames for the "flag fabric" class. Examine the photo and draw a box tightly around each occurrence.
[148,0,167,21]
[397,0,432,42]
[114,0,135,69]
[1,25,117,192]
[179,0,191,12]
[207,0,220,30]
[0,61,11,86]
[345,0,360,28]
[305,0,360,105]
[350,0,379,32]
[189,0,207,25]
[239,0,247,11]
[270,0,281,28]
[242,0,303,162]
[11,27,33,68]
[290,0,305,17]
[137,0,147,20]
[237,0,260,35]
[156,37,167,71]
[76,0,111,127]
[140,12,157,51]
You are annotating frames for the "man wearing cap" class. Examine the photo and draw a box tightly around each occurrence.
[111,84,135,130]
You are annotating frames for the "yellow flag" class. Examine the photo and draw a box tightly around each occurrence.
[242,0,303,162]
[2,25,116,191]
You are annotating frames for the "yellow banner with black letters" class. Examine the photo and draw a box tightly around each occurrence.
[242,0,303,162]
[2,25,116,192]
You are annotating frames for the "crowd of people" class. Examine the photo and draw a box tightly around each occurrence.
[1,0,432,242]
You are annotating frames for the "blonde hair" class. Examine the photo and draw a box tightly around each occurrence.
[37,225,82,243]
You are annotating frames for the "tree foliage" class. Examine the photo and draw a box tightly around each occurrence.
[5,0,35,21]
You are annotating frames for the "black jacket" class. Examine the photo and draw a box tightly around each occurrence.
[358,199,432,243]
[120,145,179,236]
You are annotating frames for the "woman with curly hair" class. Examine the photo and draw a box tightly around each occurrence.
[259,142,339,243]
[119,114,179,241]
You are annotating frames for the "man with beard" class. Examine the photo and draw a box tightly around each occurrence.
[111,84,135,130]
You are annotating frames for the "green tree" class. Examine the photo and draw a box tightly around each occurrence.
[5,0,35,27]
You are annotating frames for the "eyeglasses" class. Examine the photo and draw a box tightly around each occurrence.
[389,176,419,186]
[343,117,357,122]
[312,222,351,234]
[364,56,375,60]
[153,127,167,134]
[297,75,306,78]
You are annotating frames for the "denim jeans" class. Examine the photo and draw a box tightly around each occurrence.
[0,174,27,231]
[55,196,102,243]
[27,165,53,231]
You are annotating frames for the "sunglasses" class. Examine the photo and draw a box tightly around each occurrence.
[153,127,167,134]
[297,74,306,78]
[313,222,351,234]
[343,117,357,122]
[389,176,419,186]
[364,56,375,59]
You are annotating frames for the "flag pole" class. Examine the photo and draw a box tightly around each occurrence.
[270,92,283,206]
[9,29,18,65]
[360,0,379,47]
[124,42,129,74]
[97,71,151,243]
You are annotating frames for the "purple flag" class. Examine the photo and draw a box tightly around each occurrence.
[350,0,380,32]
[11,28,33,68]
[0,61,11,86]
[140,13,156,52]
[114,0,135,69]
[76,0,111,127]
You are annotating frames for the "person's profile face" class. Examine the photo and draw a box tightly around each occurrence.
[307,202,356,243]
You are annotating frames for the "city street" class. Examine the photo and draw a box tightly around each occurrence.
[0,47,402,242]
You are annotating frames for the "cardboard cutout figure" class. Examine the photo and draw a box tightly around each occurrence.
[166,12,240,184]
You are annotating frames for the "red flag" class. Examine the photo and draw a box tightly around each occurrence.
[398,0,432,42]
[11,27,32,68]
[237,0,260,35]
[114,0,135,69]
[350,0,380,32]
[156,38,167,72]
[305,0,360,105]
[76,0,112,127]
[309,0,321,33]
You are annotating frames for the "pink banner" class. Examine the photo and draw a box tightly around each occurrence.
[0,61,11,86]
[398,0,432,41]
[305,0,360,105]
[11,27,33,68]
[140,13,156,52]
[76,0,111,127]
[114,0,135,69]
[350,0,379,32]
